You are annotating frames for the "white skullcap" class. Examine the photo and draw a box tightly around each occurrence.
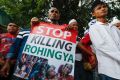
[111,17,120,25]
[69,19,77,24]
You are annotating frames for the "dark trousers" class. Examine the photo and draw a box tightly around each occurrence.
[74,61,94,80]
[0,63,15,80]
[99,74,119,80]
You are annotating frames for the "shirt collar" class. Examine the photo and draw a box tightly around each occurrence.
[96,20,111,27]
[46,19,59,24]
[96,20,108,25]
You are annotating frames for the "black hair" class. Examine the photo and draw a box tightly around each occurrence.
[91,0,108,13]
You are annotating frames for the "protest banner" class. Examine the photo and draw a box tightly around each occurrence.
[13,22,77,80]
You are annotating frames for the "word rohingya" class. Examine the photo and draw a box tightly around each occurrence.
[24,44,74,63]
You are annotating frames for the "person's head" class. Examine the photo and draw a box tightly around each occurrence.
[7,23,19,34]
[47,65,56,78]
[69,19,78,30]
[62,63,72,75]
[48,7,60,21]
[91,1,108,19]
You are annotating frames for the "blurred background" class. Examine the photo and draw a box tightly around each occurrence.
[0,0,120,33]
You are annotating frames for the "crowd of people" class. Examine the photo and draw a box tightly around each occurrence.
[0,0,120,80]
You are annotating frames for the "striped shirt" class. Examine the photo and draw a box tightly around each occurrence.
[6,30,30,59]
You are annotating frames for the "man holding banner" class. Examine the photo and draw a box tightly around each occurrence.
[0,7,77,80]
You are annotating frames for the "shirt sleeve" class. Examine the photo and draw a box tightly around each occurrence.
[81,33,91,45]
[89,26,120,62]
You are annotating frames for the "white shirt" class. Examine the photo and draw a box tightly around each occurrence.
[89,21,120,79]
[75,53,82,61]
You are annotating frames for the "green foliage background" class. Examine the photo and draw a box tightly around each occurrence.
[0,0,120,30]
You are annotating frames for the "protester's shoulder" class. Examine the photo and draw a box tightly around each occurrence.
[89,23,97,29]
[17,29,30,38]
[19,29,30,35]
[88,19,98,31]
[0,33,8,38]
[88,19,96,26]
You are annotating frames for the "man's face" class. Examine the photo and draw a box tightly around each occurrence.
[92,4,108,18]
[48,8,60,21]
[69,22,78,30]
[7,23,19,34]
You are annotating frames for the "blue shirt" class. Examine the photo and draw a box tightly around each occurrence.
[6,30,30,59]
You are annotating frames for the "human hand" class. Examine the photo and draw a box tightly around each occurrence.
[0,62,10,77]
[30,17,39,26]
[89,54,97,69]
[83,54,97,71]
